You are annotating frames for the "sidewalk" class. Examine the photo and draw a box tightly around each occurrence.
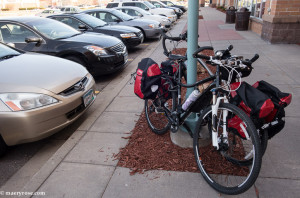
[4,7,300,198]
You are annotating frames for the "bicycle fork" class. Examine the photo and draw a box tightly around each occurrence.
[211,90,229,150]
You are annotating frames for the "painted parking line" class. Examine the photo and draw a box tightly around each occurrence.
[140,44,150,46]
[128,59,134,61]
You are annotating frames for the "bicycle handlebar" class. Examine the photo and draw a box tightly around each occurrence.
[242,54,259,66]
[161,29,187,56]
[192,46,214,59]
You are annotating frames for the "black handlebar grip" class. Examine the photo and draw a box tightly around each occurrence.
[192,46,214,58]
[250,54,259,63]
[228,45,233,51]
[195,54,210,60]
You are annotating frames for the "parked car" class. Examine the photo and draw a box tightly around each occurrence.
[106,1,177,22]
[0,17,128,76]
[161,1,187,12]
[48,13,144,48]
[60,6,81,13]
[115,6,172,29]
[35,8,63,17]
[149,1,182,18]
[0,42,96,156]
[82,8,161,39]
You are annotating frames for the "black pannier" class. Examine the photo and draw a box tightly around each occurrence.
[229,81,292,139]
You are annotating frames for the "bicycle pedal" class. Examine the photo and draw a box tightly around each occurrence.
[171,125,178,133]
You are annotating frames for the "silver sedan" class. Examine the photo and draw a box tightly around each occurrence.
[82,8,162,39]
[115,6,172,29]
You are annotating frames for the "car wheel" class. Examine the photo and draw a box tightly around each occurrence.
[136,27,146,39]
[65,56,87,67]
[0,135,7,157]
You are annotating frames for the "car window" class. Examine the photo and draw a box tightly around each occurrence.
[0,23,37,43]
[106,3,118,8]
[100,12,119,22]
[136,3,148,10]
[122,9,139,16]
[152,2,162,8]
[166,1,174,6]
[65,8,70,12]
[25,18,81,39]
[52,17,81,29]
[76,14,107,27]
[123,3,135,6]
[43,10,50,14]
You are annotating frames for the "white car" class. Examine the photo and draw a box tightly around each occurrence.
[60,6,81,13]
[106,1,177,22]
[116,6,172,29]
[35,9,62,17]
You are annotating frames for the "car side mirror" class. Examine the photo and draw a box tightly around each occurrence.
[78,24,88,30]
[138,13,143,17]
[115,18,121,23]
[145,7,149,11]
[25,36,42,46]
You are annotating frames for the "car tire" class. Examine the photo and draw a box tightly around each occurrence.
[65,56,87,67]
[136,27,146,39]
[0,135,7,157]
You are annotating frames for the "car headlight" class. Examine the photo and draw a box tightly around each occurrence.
[0,93,58,111]
[84,45,107,56]
[120,33,136,38]
[148,24,158,28]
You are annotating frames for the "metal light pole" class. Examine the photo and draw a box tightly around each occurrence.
[180,0,199,134]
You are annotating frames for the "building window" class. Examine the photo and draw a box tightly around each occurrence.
[237,0,266,19]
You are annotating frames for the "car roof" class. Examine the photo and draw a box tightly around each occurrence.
[0,16,51,23]
[82,8,116,12]
[48,13,85,17]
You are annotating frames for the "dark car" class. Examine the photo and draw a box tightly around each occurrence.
[48,13,144,48]
[161,1,187,12]
[81,8,161,39]
[0,17,128,76]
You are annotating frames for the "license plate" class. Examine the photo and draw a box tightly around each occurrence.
[83,89,95,107]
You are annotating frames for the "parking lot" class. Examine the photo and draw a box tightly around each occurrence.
[0,5,178,188]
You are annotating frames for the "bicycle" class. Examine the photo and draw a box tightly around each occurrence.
[144,32,262,195]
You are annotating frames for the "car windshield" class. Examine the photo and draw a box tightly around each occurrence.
[26,18,81,39]
[76,14,107,27]
[135,8,151,15]
[112,10,134,21]
[0,44,21,60]
[144,1,156,9]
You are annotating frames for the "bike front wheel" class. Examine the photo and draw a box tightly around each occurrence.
[145,91,177,135]
[193,103,262,195]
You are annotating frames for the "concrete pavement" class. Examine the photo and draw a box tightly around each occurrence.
[1,7,300,198]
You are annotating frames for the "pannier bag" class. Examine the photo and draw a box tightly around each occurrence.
[159,60,179,99]
[228,81,292,139]
[134,58,162,99]
[253,80,292,139]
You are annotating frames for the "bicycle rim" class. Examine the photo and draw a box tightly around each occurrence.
[145,92,176,135]
[193,103,262,195]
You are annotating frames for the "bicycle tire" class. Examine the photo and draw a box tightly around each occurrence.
[193,103,262,195]
[145,91,177,135]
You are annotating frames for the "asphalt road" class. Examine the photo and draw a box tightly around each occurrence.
[0,38,159,188]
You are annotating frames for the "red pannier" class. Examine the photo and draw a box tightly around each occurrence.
[134,58,162,100]
[228,81,292,139]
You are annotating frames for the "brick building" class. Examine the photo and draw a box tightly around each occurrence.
[200,0,300,44]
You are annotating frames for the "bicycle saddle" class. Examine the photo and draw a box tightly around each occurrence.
[169,54,186,61]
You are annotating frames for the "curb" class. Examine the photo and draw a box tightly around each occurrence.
[20,39,163,197]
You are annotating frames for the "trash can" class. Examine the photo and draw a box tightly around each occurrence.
[225,6,237,24]
[235,7,251,31]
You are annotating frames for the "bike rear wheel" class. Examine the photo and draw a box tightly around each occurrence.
[145,91,177,135]
[193,103,262,195]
